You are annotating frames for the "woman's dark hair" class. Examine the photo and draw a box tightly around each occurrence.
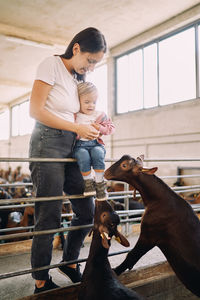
[60,27,107,81]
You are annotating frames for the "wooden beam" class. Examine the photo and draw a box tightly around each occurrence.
[18,262,199,300]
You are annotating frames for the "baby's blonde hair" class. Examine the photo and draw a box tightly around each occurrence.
[77,82,98,97]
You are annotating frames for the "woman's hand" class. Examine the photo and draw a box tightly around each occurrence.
[76,124,99,140]
[91,123,100,131]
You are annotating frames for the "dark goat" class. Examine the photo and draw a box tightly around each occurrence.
[104,154,200,297]
[78,199,145,300]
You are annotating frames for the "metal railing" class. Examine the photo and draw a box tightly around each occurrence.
[0,156,200,282]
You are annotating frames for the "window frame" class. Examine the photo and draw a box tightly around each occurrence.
[115,20,200,115]
[11,99,35,137]
[0,109,10,141]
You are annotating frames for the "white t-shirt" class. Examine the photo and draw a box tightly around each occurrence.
[76,111,102,125]
[35,56,80,122]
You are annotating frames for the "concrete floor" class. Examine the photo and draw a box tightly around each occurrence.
[0,232,166,300]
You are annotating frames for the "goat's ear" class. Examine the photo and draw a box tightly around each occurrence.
[115,230,130,247]
[141,167,158,175]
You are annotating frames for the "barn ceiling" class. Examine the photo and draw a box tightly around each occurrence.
[0,0,200,110]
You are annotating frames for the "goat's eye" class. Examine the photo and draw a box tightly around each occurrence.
[101,212,108,220]
[122,163,127,168]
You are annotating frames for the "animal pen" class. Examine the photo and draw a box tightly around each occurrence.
[0,156,200,300]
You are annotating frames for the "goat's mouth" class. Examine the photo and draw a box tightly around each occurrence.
[99,223,118,237]
[98,223,130,249]
[101,226,130,248]
[101,231,111,240]
[98,225,114,249]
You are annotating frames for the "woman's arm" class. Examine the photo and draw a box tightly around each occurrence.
[30,80,99,139]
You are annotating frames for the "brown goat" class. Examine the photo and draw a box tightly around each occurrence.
[104,154,200,298]
[78,199,145,300]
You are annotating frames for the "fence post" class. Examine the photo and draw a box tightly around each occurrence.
[124,183,130,236]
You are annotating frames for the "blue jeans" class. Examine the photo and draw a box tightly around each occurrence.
[29,122,95,280]
[73,140,106,173]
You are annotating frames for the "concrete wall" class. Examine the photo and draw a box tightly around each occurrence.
[110,99,200,185]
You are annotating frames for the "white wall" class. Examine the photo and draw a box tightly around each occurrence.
[110,99,200,185]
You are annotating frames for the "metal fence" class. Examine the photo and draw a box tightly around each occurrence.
[0,156,200,282]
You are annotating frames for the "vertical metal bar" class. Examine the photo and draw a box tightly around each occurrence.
[157,41,160,106]
[114,57,118,114]
[8,106,12,169]
[124,183,130,236]
[195,23,199,98]
[8,106,12,140]
[142,47,145,109]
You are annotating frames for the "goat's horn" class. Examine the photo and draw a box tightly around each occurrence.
[137,154,144,164]
[139,154,144,160]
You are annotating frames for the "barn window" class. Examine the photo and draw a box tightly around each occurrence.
[159,27,195,105]
[116,23,198,114]
[11,100,34,136]
[144,43,158,108]
[87,63,107,113]
[0,110,9,140]
[116,50,143,113]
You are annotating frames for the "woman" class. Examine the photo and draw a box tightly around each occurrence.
[29,27,107,294]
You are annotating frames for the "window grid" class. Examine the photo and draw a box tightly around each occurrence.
[115,20,200,114]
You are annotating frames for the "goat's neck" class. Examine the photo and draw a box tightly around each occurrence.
[88,229,109,263]
[127,174,176,206]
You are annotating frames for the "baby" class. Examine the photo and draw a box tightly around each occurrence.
[74,82,115,200]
